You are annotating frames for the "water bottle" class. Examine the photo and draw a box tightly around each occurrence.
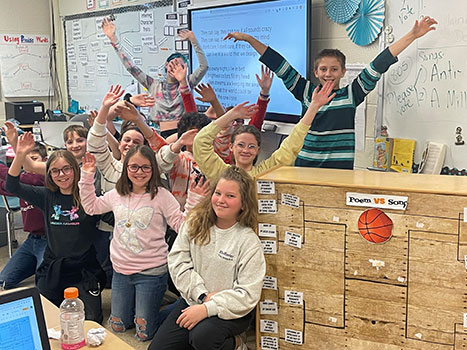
[32,121,41,142]
[60,287,85,349]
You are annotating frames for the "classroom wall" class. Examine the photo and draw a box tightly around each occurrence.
[0,0,54,122]
[53,0,380,169]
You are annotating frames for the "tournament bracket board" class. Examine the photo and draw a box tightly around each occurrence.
[256,166,467,349]
[382,0,467,169]
[63,0,176,111]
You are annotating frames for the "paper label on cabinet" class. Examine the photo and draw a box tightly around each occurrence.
[258,200,277,214]
[257,181,275,194]
[259,223,277,238]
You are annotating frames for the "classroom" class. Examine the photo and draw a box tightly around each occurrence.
[0,0,466,349]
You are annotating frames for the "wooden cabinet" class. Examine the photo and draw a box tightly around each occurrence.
[256,167,467,349]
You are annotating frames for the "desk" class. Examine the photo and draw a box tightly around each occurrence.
[41,296,134,350]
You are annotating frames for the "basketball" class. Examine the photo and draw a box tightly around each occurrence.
[358,209,393,244]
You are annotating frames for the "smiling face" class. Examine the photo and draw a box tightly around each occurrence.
[313,56,346,89]
[230,133,260,170]
[49,157,74,195]
[119,130,144,159]
[65,131,87,161]
[126,151,152,194]
[211,178,243,229]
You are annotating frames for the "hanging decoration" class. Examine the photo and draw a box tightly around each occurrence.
[346,0,385,46]
[324,0,361,24]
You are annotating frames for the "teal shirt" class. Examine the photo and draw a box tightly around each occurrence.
[260,47,398,169]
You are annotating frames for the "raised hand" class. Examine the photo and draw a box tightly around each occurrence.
[102,85,124,108]
[87,110,98,127]
[255,65,274,96]
[2,121,18,147]
[310,81,336,108]
[224,32,249,42]
[130,93,155,108]
[82,152,96,174]
[194,83,217,103]
[167,60,188,84]
[190,175,210,197]
[178,29,195,42]
[101,18,117,42]
[114,101,140,122]
[411,16,437,39]
[230,102,258,120]
[16,132,35,157]
[179,129,198,147]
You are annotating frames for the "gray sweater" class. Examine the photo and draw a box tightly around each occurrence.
[169,221,265,320]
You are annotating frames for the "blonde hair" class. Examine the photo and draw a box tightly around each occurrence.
[186,166,258,245]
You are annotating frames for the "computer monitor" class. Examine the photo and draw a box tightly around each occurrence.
[0,287,50,350]
[190,0,311,124]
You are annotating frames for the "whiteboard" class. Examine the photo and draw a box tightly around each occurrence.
[382,0,467,169]
[63,1,177,111]
[0,34,51,97]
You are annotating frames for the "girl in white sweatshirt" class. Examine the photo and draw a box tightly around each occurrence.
[149,166,266,350]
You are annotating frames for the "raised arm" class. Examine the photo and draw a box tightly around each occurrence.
[78,152,113,215]
[179,30,208,86]
[224,32,267,56]
[389,16,437,57]
[102,18,155,90]
[193,103,257,180]
[96,85,125,126]
[253,82,335,174]
[194,83,225,118]
[8,133,34,177]
[6,133,47,209]
[3,122,46,175]
[249,65,273,130]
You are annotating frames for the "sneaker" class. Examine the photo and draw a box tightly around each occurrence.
[235,334,248,350]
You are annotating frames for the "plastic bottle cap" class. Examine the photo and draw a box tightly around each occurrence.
[64,287,79,299]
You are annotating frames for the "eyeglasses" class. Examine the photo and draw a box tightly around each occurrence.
[234,142,258,150]
[127,164,152,173]
[49,165,73,177]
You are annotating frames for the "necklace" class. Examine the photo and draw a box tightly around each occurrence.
[125,193,145,228]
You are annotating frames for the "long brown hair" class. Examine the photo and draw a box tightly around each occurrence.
[115,145,162,199]
[186,166,258,245]
[45,150,81,208]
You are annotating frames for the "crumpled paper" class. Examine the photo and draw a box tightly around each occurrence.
[87,328,107,346]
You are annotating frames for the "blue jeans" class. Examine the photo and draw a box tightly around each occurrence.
[0,234,47,289]
[109,271,168,341]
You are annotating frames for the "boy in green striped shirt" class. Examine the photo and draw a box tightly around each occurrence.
[224,16,437,169]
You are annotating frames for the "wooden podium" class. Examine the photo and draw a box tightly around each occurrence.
[256,167,467,349]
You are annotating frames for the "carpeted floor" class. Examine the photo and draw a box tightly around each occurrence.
[0,224,257,350]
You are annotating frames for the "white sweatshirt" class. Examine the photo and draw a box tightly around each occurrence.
[168,221,266,320]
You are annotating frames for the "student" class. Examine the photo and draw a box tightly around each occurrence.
[195,65,274,164]
[79,146,207,341]
[193,81,336,180]
[224,16,438,169]
[157,114,210,210]
[149,166,265,350]
[0,127,47,290]
[6,133,105,322]
[102,18,208,124]
[87,85,160,195]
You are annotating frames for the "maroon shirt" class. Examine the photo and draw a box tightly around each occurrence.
[0,163,45,236]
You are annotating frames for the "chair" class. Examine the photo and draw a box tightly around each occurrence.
[1,195,21,257]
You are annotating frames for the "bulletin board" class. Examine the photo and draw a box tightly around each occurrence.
[63,0,184,111]
[382,0,467,169]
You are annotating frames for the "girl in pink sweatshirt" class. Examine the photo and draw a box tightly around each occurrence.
[78,145,206,341]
